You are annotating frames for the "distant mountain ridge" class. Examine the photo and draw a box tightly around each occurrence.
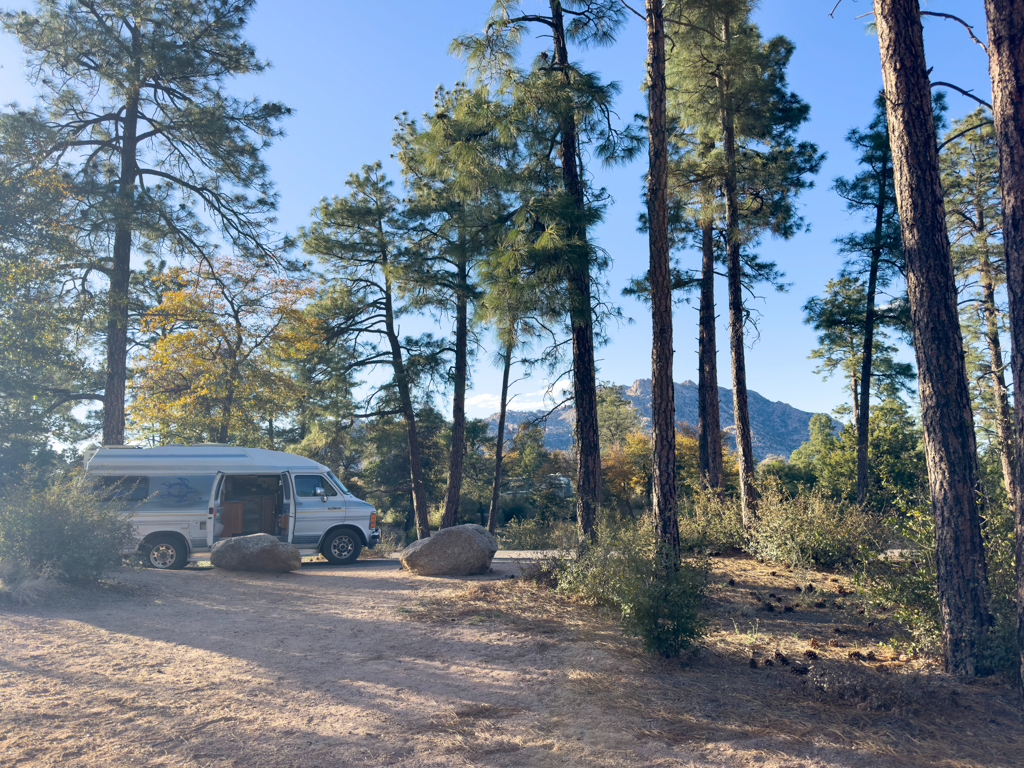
[486,378,822,461]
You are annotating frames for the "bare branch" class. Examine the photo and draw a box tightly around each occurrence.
[921,11,988,54]
[619,0,644,21]
[931,81,993,110]
[937,119,994,152]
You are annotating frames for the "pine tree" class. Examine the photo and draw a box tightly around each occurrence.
[836,97,905,506]
[0,154,97,469]
[666,0,822,525]
[454,0,640,541]
[644,0,682,559]
[394,86,517,530]
[942,109,1016,505]
[301,164,445,540]
[981,0,1024,695]
[873,0,991,676]
[804,276,914,419]
[1,0,288,445]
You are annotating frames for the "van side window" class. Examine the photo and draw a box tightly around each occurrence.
[293,475,337,497]
[94,476,149,502]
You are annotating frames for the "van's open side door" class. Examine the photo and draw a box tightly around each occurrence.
[282,472,296,543]
[208,472,225,548]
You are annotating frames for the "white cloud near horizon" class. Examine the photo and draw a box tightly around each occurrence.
[465,381,573,417]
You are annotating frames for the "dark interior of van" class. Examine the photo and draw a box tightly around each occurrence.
[219,475,286,538]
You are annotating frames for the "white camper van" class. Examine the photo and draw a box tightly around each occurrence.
[84,445,380,569]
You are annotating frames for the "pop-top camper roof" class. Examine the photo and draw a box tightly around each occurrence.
[84,445,330,475]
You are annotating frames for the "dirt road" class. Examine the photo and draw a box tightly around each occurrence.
[1,557,1019,767]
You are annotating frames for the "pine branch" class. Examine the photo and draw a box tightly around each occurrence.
[920,12,988,54]
[931,82,992,110]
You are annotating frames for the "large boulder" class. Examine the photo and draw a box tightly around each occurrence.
[399,524,499,577]
[211,533,302,573]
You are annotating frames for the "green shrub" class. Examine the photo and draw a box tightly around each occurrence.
[678,489,746,554]
[556,523,709,658]
[498,517,578,550]
[855,502,941,653]
[746,478,874,569]
[856,497,1020,674]
[0,472,137,584]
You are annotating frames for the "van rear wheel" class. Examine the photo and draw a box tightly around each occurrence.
[321,530,361,565]
[144,535,188,570]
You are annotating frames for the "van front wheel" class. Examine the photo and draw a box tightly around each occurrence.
[143,535,188,570]
[321,530,362,565]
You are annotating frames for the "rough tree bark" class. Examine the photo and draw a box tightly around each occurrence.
[718,15,758,526]
[487,344,513,535]
[102,83,140,446]
[383,273,431,540]
[646,0,681,558]
[698,199,724,491]
[550,0,602,542]
[874,0,990,676]
[856,148,889,507]
[982,0,1024,694]
[440,254,469,529]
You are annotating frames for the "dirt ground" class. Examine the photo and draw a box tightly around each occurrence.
[1,554,1022,768]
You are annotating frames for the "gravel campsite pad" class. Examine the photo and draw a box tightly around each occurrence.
[1,556,1022,767]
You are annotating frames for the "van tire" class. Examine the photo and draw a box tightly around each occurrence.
[143,534,188,570]
[321,529,362,565]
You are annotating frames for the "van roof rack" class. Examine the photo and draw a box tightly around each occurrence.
[100,445,145,449]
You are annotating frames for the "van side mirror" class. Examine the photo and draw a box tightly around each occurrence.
[315,487,326,502]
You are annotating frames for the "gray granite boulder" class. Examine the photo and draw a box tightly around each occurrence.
[399,524,499,577]
[211,533,301,573]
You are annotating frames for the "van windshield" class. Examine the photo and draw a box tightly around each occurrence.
[327,471,349,495]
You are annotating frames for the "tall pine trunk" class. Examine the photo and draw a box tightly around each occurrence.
[102,86,140,446]
[856,149,888,506]
[551,0,601,541]
[646,0,680,558]
[384,275,431,540]
[440,253,469,529]
[487,344,513,534]
[698,201,724,490]
[874,0,990,676]
[718,15,758,526]
[982,0,1024,694]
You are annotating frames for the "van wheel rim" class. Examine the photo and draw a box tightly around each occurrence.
[150,543,177,568]
[330,536,354,560]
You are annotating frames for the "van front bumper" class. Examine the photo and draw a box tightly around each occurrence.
[366,529,380,549]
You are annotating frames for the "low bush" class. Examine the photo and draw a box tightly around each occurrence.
[746,478,874,570]
[856,498,1019,675]
[556,523,709,658]
[0,472,137,584]
[677,489,746,554]
[498,517,578,550]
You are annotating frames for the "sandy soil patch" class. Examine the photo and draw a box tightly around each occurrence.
[0,555,1020,767]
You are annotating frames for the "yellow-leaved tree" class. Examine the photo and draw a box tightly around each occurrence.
[129,256,321,446]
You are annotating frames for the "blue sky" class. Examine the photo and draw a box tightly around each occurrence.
[0,1,995,420]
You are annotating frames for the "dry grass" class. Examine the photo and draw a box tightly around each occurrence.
[0,562,56,605]
[403,554,1024,768]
